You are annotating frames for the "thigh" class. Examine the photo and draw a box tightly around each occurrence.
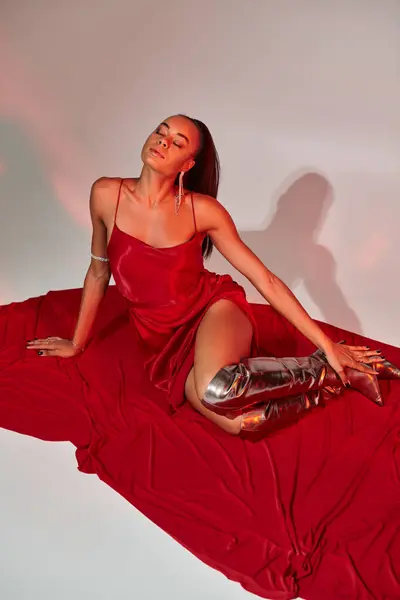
[192,299,253,399]
[184,368,243,435]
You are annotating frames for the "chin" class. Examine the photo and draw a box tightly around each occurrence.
[142,155,166,174]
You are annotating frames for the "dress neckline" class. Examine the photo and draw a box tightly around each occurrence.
[108,222,201,252]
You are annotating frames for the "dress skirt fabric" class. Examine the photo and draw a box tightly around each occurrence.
[1,285,399,600]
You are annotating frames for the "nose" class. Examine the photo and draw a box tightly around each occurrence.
[158,138,168,148]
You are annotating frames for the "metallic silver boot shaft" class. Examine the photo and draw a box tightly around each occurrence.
[239,388,341,442]
[203,363,250,404]
[202,355,332,416]
[202,352,384,417]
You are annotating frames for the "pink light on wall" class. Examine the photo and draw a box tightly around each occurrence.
[0,27,95,229]
[354,232,390,270]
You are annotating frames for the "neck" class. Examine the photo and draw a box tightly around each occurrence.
[134,165,176,207]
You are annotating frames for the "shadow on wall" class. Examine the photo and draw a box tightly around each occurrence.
[0,119,88,301]
[209,171,363,335]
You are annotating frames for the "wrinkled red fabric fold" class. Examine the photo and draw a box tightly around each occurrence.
[1,286,399,599]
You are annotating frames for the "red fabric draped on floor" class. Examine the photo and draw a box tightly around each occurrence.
[1,286,399,599]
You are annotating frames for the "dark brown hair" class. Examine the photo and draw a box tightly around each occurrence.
[175,115,220,258]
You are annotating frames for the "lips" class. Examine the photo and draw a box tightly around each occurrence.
[149,147,165,159]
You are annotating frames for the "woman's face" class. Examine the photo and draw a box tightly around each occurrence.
[141,115,201,177]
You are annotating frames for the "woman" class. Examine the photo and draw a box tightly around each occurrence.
[3,114,400,599]
[26,114,399,440]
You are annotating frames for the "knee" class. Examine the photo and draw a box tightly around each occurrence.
[194,365,226,402]
[186,369,243,436]
[195,362,245,405]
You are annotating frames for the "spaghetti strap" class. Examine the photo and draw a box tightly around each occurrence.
[114,178,124,225]
[190,192,197,233]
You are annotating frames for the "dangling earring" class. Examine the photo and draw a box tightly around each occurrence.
[175,171,185,215]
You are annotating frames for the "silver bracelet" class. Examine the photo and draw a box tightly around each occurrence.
[91,253,109,262]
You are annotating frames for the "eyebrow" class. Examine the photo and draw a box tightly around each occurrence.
[160,122,190,144]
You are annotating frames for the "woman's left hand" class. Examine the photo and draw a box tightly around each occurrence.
[323,342,383,385]
[26,337,81,358]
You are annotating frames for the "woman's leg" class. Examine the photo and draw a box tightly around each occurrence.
[184,299,396,441]
[185,300,253,435]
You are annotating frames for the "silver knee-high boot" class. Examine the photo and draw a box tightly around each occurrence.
[201,349,400,417]
[238,387,339,442]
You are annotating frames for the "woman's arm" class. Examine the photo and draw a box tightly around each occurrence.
[198,196,334,350]
[196,196,378,381]
[71,178,112,350]
[27,178,113,356]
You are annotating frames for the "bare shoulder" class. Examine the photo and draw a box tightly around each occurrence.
[89,176,123,222]
[192,192,229,217]
[192,192,233,230]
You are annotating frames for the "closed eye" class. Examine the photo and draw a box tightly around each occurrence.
[155,127,184,149]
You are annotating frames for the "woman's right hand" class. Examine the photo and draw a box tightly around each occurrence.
[26,337,83,358]
[322,341,382,386]
[338,344,384,366]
